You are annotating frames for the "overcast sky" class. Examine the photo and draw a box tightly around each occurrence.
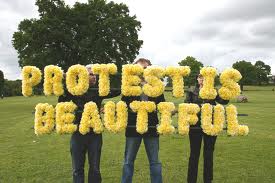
[0,0,275,80]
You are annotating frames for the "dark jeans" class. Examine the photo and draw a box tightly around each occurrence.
[70,133,102,183]
[121,137,162,183]
[187,130,217,183]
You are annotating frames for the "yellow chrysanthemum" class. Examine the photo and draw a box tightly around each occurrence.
[226,104,249,136]
[165,66,190,98]
[218,68,242,100]
[22,66,42,97]
[103,101,128,133]
[34,103,55,135]
[201,104,225,136]
[130,101,156,134]
[143,66,165,97]
[178,103,200,135]
[92,64,117,96]
[55,102,77,134]
[66,64,89,96]
[199,67,217,99]
[157,102,175,135]
[79,102,104,135]
[121,64,144,96]
[44,65,64,96]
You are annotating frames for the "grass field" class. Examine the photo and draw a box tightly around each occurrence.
[0,86,275,183]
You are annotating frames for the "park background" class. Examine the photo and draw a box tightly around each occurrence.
[0,0,275,182]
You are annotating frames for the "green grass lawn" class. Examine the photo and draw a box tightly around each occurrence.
[0,86,275,183]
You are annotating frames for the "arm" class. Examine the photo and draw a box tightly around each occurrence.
[215,95,229,105]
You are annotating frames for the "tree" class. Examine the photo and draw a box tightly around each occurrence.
[3,80,22,97]
[232,61,257,91]
[0,70,4,98]
[178,56,203,87]
[254,61,271,85]
[12,0,143,73]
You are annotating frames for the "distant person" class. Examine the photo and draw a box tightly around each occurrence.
[58,65,120,183]
[184,74,229,183]
[121,58,165,183]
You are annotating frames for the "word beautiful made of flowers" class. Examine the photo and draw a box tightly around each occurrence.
[22,64,249,136]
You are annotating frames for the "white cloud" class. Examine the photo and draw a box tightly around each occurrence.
[0,0,274,80]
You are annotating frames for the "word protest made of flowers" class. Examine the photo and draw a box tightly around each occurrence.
[22,64,249,136]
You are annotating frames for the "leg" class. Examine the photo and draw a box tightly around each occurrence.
[121,137,142,183]
[87,134,103,183]
[70,133,87,183]
[143,137,162,183]
[187,130,203,183]
[203,133,217,183]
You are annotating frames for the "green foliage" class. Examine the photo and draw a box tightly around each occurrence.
[254,61,271,85]
[0,70,4,96]
[166,56,203,87]
[233,60,257,90]
[178,56,203,87]
[12,0,143,72]
[3,79,22,97]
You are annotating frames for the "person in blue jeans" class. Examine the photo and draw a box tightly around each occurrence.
[58,65,120,183]
[121,58,165,183]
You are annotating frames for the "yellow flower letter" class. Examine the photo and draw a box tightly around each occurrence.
[92,64,117,96]
[178,103,200,135]
[79,102,103,135]
[218,68,242,100]
[226,104,249,136]
[157,102,175,135]
[103,101,128,133]
[121,64,144,96]
[143,66,165,97]
[66,64,89,96]
[201,104,225,136]
[165,66,190,98]
[130,101,156,134]
[34,103,55,135]
[21,66,42,97]
[43,65,64,96]
[199,67,217,99]
[55,102,78,134]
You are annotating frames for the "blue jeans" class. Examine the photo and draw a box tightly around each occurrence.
[121,137,162,183]
[70,133,102,183]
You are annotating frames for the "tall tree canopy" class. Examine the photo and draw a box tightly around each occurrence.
[178,56,204,87]
[13,0,143,72]
[254,61,271,85]
[232,60,257,91]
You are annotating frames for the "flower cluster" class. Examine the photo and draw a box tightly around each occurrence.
[55,102,78,134]
[218,68,242,100]
[22,66,42,97]
[226,104,249,136]
[121,64,144,96]
[165,66,190,98]
[157,102,175,135]
[34,103,55,135]
[79,102,104,135]
[143,66,165,97]
[130,101,156,134]
[201,104,225,136]
[178,103,200,135]
[43,65,64,96]
[103,101,128,133]
[66,64,89,96]
[92,64,117,96]
[199,67,217,99]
